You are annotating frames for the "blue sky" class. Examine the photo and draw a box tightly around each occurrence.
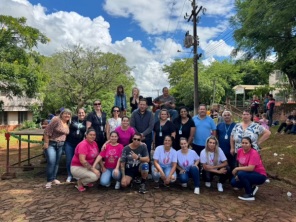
[1,0,236,97]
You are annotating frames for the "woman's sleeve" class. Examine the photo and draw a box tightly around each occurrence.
[44,118,59,136]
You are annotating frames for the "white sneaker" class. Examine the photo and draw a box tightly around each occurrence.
[217,183,223,192]
[115,181,120,190]
[194,187,200,195]
[52,179,61,185]
[66,176,72,183]
[181,183,187,188]
[45,182,52,189]
[205,182,211,188]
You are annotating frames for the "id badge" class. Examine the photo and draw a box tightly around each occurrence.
[159,132,162,137]
[100,126,104,131]
[179,130,182,135]
[76,130,80,135]
[224,134,228,140]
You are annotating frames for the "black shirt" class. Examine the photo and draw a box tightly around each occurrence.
[86,111,107,146]
[130,96,143,112]
[65,116,86,147]
[153,120,176,147]
[173,118,195,150]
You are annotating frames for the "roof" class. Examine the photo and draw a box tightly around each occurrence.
[232,85,264,90]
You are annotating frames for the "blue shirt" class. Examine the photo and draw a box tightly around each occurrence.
[216,122,236,156]
[192,115,216,146]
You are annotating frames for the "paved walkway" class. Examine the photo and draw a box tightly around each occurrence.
[0,173,296,222]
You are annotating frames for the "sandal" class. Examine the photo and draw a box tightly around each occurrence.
[52,179,61,185]
[75,185,86,192]
[45,182,52,189]
[86,183,94,187]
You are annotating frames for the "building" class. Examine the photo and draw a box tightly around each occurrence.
[0,93,42,131]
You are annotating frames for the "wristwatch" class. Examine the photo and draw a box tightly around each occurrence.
[137,155,141,160]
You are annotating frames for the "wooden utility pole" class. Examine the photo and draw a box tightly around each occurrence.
[184,0,205,115]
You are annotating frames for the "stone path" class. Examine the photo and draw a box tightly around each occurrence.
[1,173,296,222]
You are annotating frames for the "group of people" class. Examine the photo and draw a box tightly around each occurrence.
[42,86,271,201]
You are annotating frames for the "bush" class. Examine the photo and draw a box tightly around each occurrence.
[20,120,37,130]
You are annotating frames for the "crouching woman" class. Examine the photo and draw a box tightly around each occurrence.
[231,137,267,201]
[71,128,100,192]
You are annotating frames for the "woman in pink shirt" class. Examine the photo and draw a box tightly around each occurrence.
[92,131,124,189]
[71,128,100,192]
[115,116,135,146]
[231,137,267,201]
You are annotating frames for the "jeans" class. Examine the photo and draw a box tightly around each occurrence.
[290,125,296,134]
[202,166,231,184]
[154,109,178,122]
[152,164,176,182]
[64,142,76,178]
[178,165,200,188]
[267,110,274,127]
[71,166,99,186]
[100,168,121,186]
[143,135,152,173]
[231,171,266,195]
[44,141,64,182]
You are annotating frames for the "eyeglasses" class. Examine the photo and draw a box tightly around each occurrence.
[113,110,120,112]
[133,138,141,141]
[93,103,101,106]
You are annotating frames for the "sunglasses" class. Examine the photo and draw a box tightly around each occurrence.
[133,138,141,141]
[113,110,120,112]
[94,103,101,106]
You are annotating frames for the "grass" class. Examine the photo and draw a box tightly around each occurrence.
[261,126,296,183]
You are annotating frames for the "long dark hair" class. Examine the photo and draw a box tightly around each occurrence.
[242,137,253,148]
[117,85,125,96]
[175,106,191,123]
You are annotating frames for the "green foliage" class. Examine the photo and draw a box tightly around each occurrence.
[41,45,134,117]
[19,120,37,130]
[0,15,49,97]
[28,102,42,122]
[247,85,275,98]
[231,0,296,89]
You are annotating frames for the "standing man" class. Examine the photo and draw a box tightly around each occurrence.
[192,104,217,156]
[120,133,150,193]
[130,98,154,159]
[267,94,275,127]
[153,87,178,122]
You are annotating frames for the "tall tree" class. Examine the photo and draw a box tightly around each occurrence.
[231,0,296,88]
[0,15,49,97]
[42,45,134,114]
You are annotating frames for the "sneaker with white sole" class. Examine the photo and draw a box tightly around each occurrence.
[115,181,120,190]
[66,176,72,183]
[194,187,200,195]
[45,182,52,189]
[52,179,61,185]
[238,194,255,201]
[181,183,187,188]
[217,183,223,192]
[205,182,211,188]
[252,186,259,196]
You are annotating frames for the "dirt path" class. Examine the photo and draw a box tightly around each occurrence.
[0,172,295,222]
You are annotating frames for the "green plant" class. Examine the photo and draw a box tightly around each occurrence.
[19,120,37,130]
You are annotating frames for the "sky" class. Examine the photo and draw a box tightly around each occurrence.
[0,0,237,98]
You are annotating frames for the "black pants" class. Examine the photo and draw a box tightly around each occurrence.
[277,123,292,133]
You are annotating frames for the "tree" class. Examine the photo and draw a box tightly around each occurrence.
[231,0,296,89]
[41,45,134,115]
[164,59,242,108]
[0,15,49,97]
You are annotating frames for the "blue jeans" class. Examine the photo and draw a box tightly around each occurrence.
[231,171,266,195]
[178,165,200,188]
[154,109,178,122]
[64,142,76,178]
[152,164,176,182]
[45,141,64,182]
[100,168,121,186]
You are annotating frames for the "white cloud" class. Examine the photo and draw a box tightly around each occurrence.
[0,0,111,55]
[202,39,234,58]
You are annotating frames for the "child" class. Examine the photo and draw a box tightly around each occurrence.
[114,85,127,117]
[253,114,260,123]
[259,113,269,130]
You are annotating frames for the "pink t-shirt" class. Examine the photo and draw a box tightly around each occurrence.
[237,148,267,176]
[99,143,124,169]
[115,126,135,146]
[71,139,99,167]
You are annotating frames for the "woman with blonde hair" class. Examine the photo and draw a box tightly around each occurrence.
[200,136,230,192]
[130,87,143,113]
[43,108,72,188]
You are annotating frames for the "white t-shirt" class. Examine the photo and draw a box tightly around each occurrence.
[177,149,199,171]
[108,118,122,132]
[200,147,227,166]
[153,145,177,167]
